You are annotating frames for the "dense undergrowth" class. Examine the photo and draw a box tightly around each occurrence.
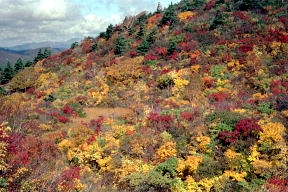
[0,0,288,191]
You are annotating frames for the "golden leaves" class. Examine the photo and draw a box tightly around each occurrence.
[178,11,194,21]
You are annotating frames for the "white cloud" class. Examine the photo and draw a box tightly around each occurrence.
[0,0,180,47]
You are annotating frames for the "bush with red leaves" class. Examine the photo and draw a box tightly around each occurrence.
[217,130,239,144]
[57,166,81,191]
[217,118,262,144]
[180,112,193,121]
[62,104,74,115]
[265,176,288,192]
[90,116,104,134]
[234,118,262,138]
[58,116,70,123]
[147,113,174,132]
[238,43,254,53]
[144,54,159,61]
[209,92,229,102]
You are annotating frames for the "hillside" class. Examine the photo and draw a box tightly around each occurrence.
[0,47,63,67]
[0,0,288,191]
[5,38,80,51]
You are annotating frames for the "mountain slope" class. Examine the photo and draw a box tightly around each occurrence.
[0,1,287,191]
[6,38,80,51]
[0,47,63,66]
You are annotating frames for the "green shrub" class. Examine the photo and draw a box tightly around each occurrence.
[257,102,274,115]
[209,11,228,30]
[43,94,56,102]
[209,123,234,140]
[126,158,179,192]
[206,111,245,127]
[0,87,8,96]
[157,74,175,89]
[136,40,151,55]
[210,65,227,79]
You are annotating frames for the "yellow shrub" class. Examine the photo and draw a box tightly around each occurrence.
[156,141,177,161]
[177,155,203,176]
[222,170,247,182]
[259,122,286,144]
[106,56,143,83]
[196,136,211,152]
[253,160,272,174]
[178,11,194,21]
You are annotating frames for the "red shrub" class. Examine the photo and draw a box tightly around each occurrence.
[234,118,262,137]
[209,92,229,102]
[57,167,81,190]
[239,43,254,53]
[62,104,74,115]
[155,47,168,56]
[181,112,193,121]
[90,116,104,134]
[217,130,239,144]
[58,116,70,123]
[144,54,159,61]
[147,113,174,132]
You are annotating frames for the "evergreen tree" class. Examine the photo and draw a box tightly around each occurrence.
[146,29,157,45]
[43,48,51,58]
[209,10,226,30]
[25,61,33,67]
[91,43,98,52]
[240,0,261,10]
[167,40,177,55]
[136,40,150,55]
[1,62,14,84]
[160,3,176,26]
[192,0,206,9]
[114,35,126,55]
[34,49,44,63]
[14,58,24,72]
[105,24,114,39]
[156,2,162,14]
[136,23,146,40]
[128,27,136,36]
[181,0,193,11]
[71,42,79,49]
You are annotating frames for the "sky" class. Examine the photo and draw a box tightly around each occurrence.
[0,0,180,47]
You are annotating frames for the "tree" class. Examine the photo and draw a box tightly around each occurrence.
[146,29,157,45]
[160,3,177,26]
[136,23,146,40]
[209,10,226,30]
[34,49,45,63]
[156,2,162,14]
[43,48,51,58]
[128,27,136,36]
[105,24,114,39]
[167,40,177,56]
[71,42,79,49]
[136,40,151,55]
[14,58,24,72]
[240,0,262,10]
[91,43,98,52]
[114,35,126,55]
[1,62,14,84]
[181,0,193,11]
[25,61,33,67]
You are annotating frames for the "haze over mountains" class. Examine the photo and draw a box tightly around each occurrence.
[0,38,81,66]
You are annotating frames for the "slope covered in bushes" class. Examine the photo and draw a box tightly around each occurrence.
[0,0,288,191]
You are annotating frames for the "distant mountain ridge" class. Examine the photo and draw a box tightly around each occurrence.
[0,47,63,67]
[5,38,81,51]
